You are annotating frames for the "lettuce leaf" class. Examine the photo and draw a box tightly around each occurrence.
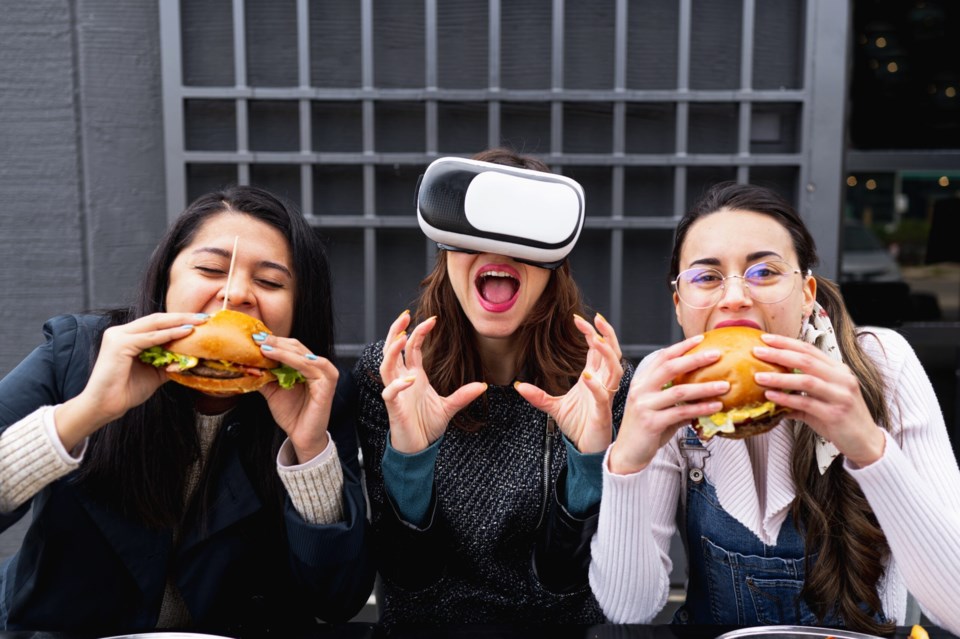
[139,347,198,371]
[271,364,306,389]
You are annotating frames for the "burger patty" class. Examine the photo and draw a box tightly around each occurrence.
[187,363,245,379]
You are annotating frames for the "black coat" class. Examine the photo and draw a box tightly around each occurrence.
[0,314,374,635]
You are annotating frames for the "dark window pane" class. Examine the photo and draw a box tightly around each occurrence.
[246,0,297,87]
[312,102,363,152]
[250,164,301,208]
[690,0,742,90]
[182,0,234,86]
[376,102,425,152]
[564,103,613,154]
[627,0,679,90]
[438,102,487,153]
[375,229,428,333]
[750,166,798,204]
[622,229,676,345]
[750,103,801,154]
[310,0,361,87]
[185,100,236,151]
[569,228,612,313]
[502,0,551,89]
[373,0,424,88]
[564,0,615,89]
[249,100,299,152]
[375,164,422,216]
[324,228,365,347]
[685,166,737,211]
[754,0,804,89]
[625,104,676,154]
[688,103,738,154]
[186,164,238,202]
[625,167,674,217]
[438,1,487,89]
[500,103,551,155]
[313,165,364,215]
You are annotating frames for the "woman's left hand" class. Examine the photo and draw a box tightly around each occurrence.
[516,313,624,454]
[752,332,886,467]
[255,335,339,464]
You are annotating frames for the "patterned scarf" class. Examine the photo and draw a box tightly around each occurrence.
[796,301,842,474]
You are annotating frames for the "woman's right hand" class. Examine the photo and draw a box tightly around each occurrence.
[54,312,208,450]
[379,310,487,454]
[607,335,728,475]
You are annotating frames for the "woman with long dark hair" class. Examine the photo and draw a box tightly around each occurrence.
[590,182,960,634]
[355,148,632,625]
[0,185,373,634]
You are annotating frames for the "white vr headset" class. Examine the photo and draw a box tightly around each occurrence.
[416,157,585,269]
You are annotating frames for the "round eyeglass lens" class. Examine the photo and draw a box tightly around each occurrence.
[674,261,800,308]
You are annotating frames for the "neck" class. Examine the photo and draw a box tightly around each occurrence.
[477,334,519,386]
[194,394,239,416]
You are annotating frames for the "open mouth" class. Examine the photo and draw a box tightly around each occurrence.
[476,269,520,310]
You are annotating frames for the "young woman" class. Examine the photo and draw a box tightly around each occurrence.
[0,186,373,634]
[590,182,960,634]
[355,148,632,625]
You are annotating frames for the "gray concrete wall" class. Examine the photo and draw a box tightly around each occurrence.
[0,0,166,378]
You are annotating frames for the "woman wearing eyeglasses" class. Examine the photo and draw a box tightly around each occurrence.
[354,148,631,625]
[590,182,960,634]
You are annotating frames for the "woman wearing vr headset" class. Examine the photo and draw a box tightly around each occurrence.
[354,148,632,624]
[589,182,960,634]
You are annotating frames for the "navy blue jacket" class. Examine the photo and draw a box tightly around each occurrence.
[0,314,374,634]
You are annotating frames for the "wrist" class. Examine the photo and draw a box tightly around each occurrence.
[54,395,113,451]
[845,427,887,469]
[291,431,330,464]
[607,441,649,476]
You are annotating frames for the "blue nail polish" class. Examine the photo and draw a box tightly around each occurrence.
[261,344,274,351]
[305,353,319,360]
[180,324,194,330]
[194,313,210,320]
[252,332,267,342]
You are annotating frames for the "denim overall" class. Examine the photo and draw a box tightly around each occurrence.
[672,426,859,627]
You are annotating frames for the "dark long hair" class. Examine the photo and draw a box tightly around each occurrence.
[414,148,591,429]
[77,185,335,528]
[670,182,894,634]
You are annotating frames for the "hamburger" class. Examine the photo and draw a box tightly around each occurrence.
[139,309,304,396]
[673,326,790,439]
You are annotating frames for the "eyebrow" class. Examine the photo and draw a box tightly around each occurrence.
[688,250,784,268]
[192,247,293,278]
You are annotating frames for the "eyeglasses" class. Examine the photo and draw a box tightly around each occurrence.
[436,243,565,270]
[672,260,808,309]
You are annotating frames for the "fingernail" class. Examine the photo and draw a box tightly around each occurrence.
[305,353,318,361]
[179,324,194,330]
[755,372,771,384]
[398,309,410,320]
[573,313,586,323]
[754,346,770,356]
[403,375,416,383]
[252,332,267,342]
[194,313,209,320]
[261,344,274,351]
[596,312,607,324]
[595,334,606,343]
[394,330,407,342]
[582,371,593,380]
[513,381,521,389]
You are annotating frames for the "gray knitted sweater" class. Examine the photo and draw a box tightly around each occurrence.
[355,340,629,625]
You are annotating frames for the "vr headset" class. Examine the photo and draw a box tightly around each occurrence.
[416,157,585,269]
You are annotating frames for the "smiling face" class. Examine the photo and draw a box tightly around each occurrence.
[674,208,816,339]
[446,251,551,345]
[165,211,296,337]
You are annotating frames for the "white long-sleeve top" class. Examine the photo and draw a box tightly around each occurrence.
[590,327,960,634]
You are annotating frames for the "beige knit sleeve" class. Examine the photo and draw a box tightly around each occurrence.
[0,406,84,513]
[276,438,345,525]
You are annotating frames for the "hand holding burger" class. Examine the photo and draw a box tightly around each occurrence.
[673,326,790,439]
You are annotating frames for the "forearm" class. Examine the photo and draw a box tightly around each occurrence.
[277,437,344,525]
[589,453,674,623]
[0,405,85,513]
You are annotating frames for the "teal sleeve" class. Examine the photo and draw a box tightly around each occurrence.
[381,433,443,527]
[562,435,605,517]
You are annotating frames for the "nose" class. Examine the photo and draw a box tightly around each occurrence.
[217,274,255,310]
[717,275,752,309]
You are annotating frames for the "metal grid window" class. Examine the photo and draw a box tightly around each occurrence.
[161,0,849,363]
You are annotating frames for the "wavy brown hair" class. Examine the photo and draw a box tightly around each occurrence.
[414,148,591,429]
[670,182,894,634]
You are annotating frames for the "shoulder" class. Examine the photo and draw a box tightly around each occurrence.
[855,326,914,371]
